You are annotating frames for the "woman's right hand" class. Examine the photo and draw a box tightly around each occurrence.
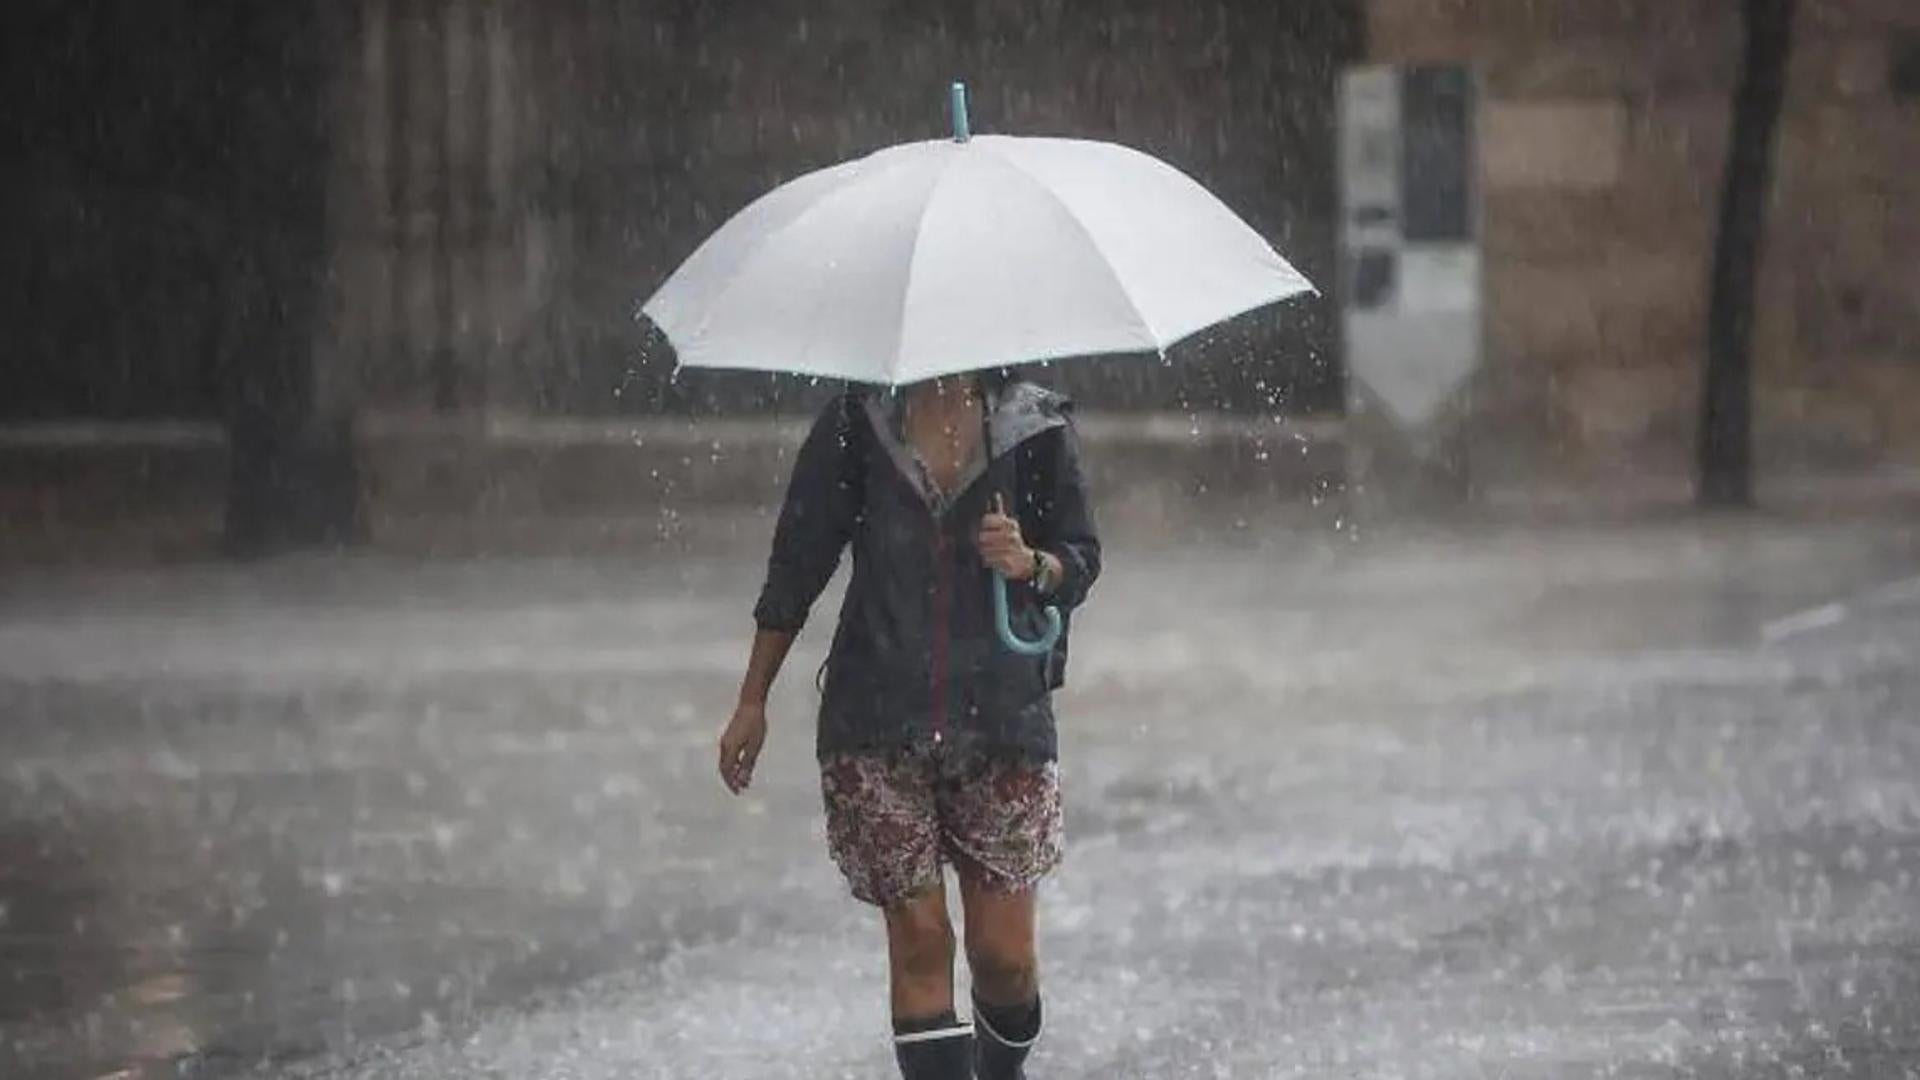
[718,702,769,794]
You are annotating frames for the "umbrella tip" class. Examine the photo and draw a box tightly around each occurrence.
[950,81,971,143]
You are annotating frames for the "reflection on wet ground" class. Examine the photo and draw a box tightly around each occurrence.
[1,515,1917,1077]
[1,672,752,1077]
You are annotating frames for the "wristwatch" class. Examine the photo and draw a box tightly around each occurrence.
[1029,548,1052,593]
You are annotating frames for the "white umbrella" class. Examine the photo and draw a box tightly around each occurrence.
[643,85,1316,654]
[642,86,1314,387]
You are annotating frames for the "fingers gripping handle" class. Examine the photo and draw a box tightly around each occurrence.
[985,491,1062,654]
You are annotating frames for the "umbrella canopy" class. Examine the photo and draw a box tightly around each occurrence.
[645,90,1318,656]
[642,134,1314,387]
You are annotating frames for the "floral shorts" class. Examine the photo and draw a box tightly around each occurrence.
[820,744,1063,908]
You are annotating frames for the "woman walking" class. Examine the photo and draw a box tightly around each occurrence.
[717,372,1100,1079]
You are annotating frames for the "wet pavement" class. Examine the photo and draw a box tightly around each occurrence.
[2,513,1918,1078]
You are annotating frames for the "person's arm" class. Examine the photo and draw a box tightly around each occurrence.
[719,396,863,795]
[976,423,1100,605]
[750,396,864,631]
[718,628,795,794]
[1024,422,1101,610]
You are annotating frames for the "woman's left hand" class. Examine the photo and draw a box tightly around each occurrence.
[976,494,1035,580]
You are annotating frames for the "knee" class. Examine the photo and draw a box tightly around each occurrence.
[890,908,956,981]
[966,936,1038,1002]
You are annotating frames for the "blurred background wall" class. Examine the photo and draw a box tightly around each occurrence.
[322,0,1350,420]
[3,0,1916,560]
[1366,0,1920,504]
[3,0,1354,558]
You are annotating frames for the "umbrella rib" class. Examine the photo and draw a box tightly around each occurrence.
[885,152,964,386]
[973,142,1163,352]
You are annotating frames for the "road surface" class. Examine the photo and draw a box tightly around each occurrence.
[2,513,1918,1078]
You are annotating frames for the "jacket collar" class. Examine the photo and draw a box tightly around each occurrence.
[860,378,1071,512]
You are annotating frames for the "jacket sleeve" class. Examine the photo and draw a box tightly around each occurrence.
[1026,420,1101,612]
[752,395,864,632]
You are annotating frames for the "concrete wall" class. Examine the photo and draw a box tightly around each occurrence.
[96,0,1342,560]
[320,0,1355,421]
[1763,3,1920,475]
[0,414,1342,564]
[0,426,228,564]
[1366,0,1920,502]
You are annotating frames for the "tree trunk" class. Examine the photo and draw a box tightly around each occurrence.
[1698,0,1795,507]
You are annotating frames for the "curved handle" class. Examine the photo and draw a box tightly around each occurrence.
[992,571,1062,655]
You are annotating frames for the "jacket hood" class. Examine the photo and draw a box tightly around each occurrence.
[985,379,1074,456]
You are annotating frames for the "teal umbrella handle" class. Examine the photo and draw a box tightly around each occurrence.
[992,571,1062,655]
[950,81,971,142]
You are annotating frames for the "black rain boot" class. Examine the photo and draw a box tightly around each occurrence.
[894,1014,974,1080]
[973,995,1042,1079]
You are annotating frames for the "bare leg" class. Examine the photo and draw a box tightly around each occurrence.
[958,872,1039,1006]
[884,879,957,1021]
[958,871,1043,1078]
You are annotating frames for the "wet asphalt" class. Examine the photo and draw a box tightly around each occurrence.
[2,513,1918,1078]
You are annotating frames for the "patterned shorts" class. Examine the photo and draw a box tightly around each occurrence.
[820,744,1063,908]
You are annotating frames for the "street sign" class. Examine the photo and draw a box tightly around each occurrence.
[1340,65,1482,439]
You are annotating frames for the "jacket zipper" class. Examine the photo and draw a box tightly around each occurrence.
[930,529,951,745]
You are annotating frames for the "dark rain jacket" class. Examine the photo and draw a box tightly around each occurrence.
[752,380,1101,762]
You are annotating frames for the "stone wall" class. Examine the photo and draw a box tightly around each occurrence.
[1762,3,1920,475]
[1367,0,1920,500]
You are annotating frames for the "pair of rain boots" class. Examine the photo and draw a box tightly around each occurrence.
[894,998,1040,1080]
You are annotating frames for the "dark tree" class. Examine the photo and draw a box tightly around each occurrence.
[217,1,359,555]
[1698,0,1796,507]
[2,0,353,552]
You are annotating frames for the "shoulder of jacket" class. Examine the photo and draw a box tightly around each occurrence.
[1004,380,1076,417]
